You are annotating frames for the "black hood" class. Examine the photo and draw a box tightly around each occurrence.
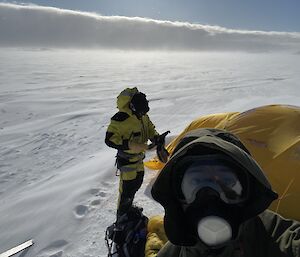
[151,128,278,246]
[130,92,149,116]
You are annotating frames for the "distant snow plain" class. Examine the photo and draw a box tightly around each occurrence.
[0,4,300,257]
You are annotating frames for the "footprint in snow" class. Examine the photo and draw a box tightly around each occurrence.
[45,240,68,249]
[98,191,106,197]
[101,181,115,187]
[89,188,107,197]
[89,188,100,195]
[74,204,89,218]
[91,199,101,206]
[38,240,68,257]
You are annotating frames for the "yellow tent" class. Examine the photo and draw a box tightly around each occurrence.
[145,105,300,220]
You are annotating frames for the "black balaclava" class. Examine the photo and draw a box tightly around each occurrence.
[176,155,249,248]
[151,128,278,248]
[130,92,149,118]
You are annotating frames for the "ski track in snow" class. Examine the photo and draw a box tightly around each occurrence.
[0,48,299,257]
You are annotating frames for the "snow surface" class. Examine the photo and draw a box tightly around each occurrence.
[0,48,299,257]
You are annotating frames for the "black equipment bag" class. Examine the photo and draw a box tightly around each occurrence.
[105,206,148,257]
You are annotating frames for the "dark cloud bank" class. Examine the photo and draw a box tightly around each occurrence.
[1,3,300,52]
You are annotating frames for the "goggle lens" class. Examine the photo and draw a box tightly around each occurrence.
[181,157,247,204]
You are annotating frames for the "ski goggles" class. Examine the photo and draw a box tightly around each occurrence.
[179,154,249,205]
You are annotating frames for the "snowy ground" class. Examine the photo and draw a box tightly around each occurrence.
[0,48,299,257]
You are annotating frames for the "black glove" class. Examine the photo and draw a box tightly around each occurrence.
[153,131,170,163]
[153,131,170,148]
[157,146,169,163]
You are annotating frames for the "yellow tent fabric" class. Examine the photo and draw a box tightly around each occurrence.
[145,216,168,257]
[145,112,239,170]
[145,104,300,220]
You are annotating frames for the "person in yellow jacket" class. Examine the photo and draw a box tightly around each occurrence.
[105,87,159,218]
[150,128,300,257]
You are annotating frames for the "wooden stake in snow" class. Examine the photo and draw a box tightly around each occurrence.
[0,240,34,257]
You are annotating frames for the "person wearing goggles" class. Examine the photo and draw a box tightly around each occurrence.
[151,128,300,257]
[105,87,165,219]
[179,154,249,247]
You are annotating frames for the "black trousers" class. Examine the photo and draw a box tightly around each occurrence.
[117,171,144,217]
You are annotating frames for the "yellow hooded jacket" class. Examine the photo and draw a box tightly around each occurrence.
[105,87,158,180]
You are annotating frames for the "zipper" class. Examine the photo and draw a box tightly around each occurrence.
[141,117,147,142]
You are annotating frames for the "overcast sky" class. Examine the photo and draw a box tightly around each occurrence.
[2,0,300,32]
[1,2,300,51]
